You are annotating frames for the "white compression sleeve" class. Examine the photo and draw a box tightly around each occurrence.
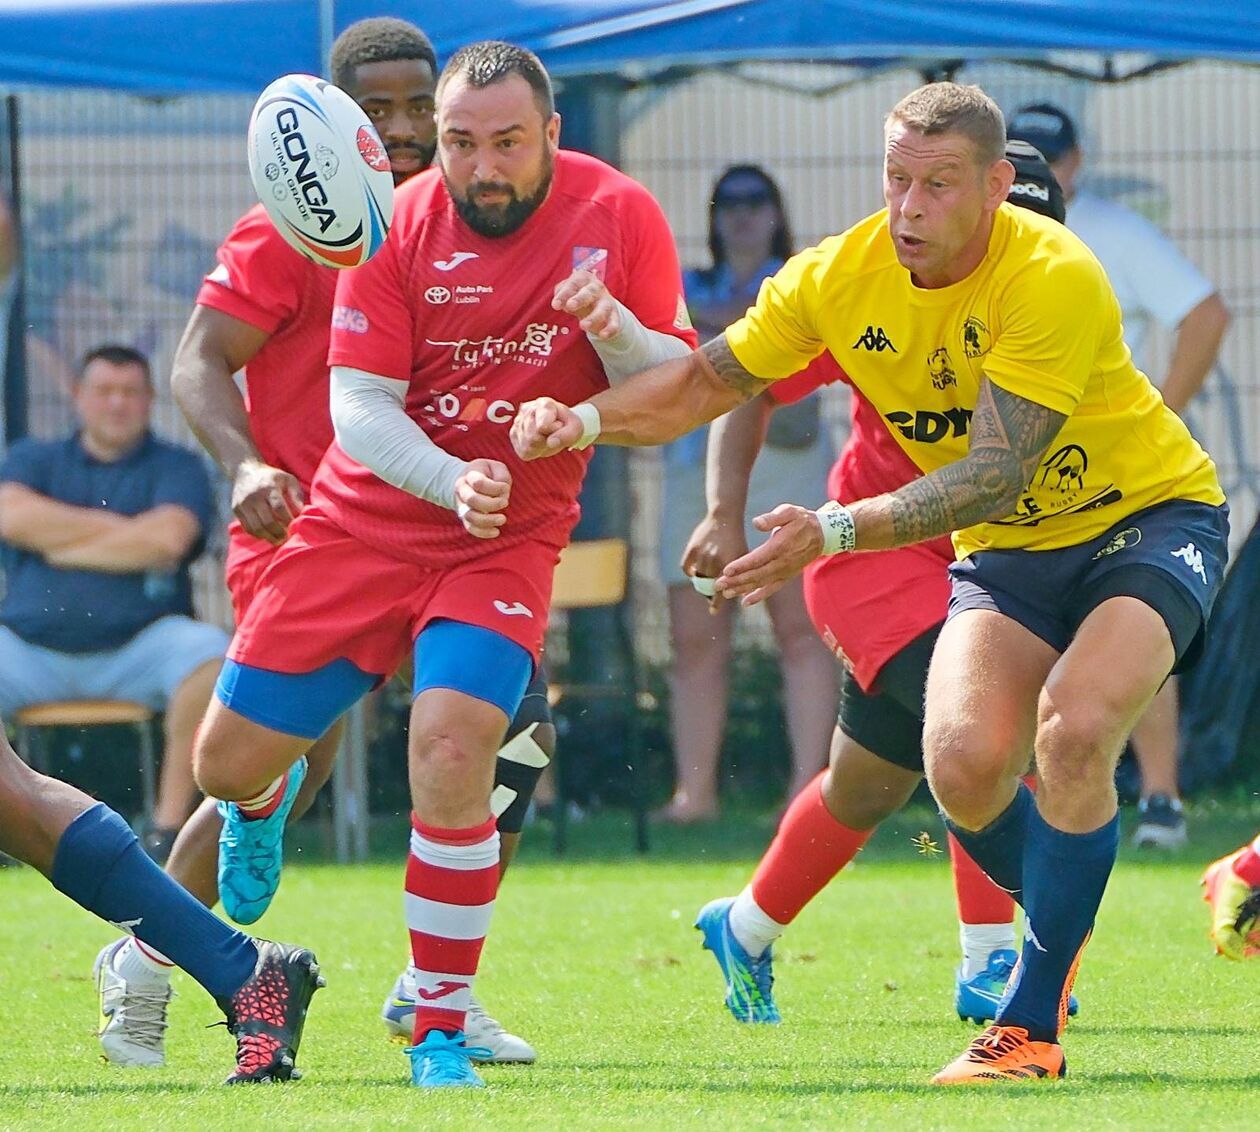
[329,366,468,509]
[589,299,693,383]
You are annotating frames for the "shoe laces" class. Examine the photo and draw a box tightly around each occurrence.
[110,982,172,1050]
[408,1031,493,1076]
[968,1025,1031,1061]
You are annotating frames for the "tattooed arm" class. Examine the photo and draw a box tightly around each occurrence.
[850,378,1067,549]
[714,378,1067,604]
[512,333,775,459]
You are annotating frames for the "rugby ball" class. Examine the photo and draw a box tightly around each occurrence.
[247,73,393,269]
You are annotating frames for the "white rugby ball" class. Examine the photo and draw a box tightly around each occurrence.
[247,73,393,269]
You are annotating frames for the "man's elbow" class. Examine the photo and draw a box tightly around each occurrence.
[1188,292,1231,340]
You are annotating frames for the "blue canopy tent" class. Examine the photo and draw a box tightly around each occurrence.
[0,0,1257,94]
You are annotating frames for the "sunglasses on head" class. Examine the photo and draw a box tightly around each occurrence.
[714,188,774,209]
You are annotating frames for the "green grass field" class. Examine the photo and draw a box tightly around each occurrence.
[2,802,1259,1130]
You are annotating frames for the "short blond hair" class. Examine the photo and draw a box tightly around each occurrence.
[885,82,1006,166]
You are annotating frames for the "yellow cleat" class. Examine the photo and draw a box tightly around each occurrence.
[1201,851,1260,960]
[932,1024,1065,1085]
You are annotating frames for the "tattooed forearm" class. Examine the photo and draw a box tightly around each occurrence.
[865,378,1068,548]
[699,335,776,403]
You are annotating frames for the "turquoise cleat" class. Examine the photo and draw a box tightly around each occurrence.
[955,947,1079,1025]
[695,897,781,1024]
[405,1030,493,1088]
[217,757,308,925]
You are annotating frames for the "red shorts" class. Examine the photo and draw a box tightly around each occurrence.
[803,541,951,692]
[224,522,277,625]
[230,510,559,677]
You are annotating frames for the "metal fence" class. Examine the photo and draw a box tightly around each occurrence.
[4,60,1258,665]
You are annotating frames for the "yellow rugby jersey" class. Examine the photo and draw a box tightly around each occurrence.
[725,202,1224,557]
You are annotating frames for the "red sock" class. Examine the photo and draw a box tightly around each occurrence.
[1233,836,1260,886]
[749,771,871,925]
[949,832,1016,924]
[405,814,499,1043]
[236,771,289,821]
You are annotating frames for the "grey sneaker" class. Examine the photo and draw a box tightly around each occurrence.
[382,963,536,1063]
[1133,794,1187,850]
[93,940,173,1067]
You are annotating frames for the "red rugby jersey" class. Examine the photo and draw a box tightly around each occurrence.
[321,150,696,566]
[195,204,337,491]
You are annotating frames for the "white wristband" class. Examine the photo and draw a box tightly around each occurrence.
[816,501,856,555]
[571,402,602,450]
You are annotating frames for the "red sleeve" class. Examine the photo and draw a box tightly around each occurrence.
[618,181,699,351]
[327,218,415,380]
[766,350,848,405]
[195,207,308,335]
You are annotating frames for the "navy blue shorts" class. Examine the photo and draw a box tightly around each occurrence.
[948,500,1229,673]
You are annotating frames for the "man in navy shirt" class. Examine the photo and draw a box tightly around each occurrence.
[0,344,227,859]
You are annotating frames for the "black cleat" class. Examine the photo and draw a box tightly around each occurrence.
[216,941,325,1084]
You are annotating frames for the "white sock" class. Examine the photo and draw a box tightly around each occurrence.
[728,887,787,959]
[959,922,1017,979]
[112,938,173,984]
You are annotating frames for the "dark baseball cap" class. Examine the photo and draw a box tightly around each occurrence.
[1007,102,1078,163]
[1005,138,1066,223]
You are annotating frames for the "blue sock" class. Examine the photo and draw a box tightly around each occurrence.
[996,806,1119,1043]
[51,804,258,1002]
[945,781,1033,906]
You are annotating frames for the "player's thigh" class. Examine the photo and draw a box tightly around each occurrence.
[0,626,77,714]
[923,608,1057,787]
[1039,595,1176,769]
[194,694,319,799]
[95,615,228,709]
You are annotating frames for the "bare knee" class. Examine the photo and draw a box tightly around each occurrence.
[193,707,306,801]
[923,717,1019,829]
[1036,699,1120,792]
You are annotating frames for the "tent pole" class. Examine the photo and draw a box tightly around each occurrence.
[319,0,335,78]
[2,94,25,445]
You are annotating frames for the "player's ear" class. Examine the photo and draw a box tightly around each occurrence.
[987,158,1016,211]
[546,112,561,153]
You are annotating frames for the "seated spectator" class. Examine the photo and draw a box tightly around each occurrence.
[0,345,227,860]
[656,165,837,823]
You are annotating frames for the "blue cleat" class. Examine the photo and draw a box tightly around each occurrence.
[217,757,308,925]
[695,897,781,1023]
[955,948,1080,1024]
[405,1029,492,1088]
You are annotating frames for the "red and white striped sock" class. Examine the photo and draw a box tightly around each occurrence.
[235,771,290,821]
[405,813,499,1043]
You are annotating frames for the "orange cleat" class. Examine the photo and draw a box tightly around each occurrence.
[932,1024,1065,1085]
[1201,850,1260,961]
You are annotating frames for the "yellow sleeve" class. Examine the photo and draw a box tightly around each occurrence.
[982,253,1111,415]
[723,248,828,380]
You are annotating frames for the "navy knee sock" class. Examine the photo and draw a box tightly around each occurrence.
[51,804,257,1002]
[945,781,1033,907]
[996,806,1119,1043]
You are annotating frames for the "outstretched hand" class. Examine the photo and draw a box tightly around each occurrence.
[511,398,583,461]
[454,459,512,538]
[715,503,824,606]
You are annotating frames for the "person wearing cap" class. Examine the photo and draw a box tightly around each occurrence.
[1009,102,1232,851]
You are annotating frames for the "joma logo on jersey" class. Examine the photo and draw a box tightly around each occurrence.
[426,391,516,425]
[884,407,972,443]
[853,325,897,352]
